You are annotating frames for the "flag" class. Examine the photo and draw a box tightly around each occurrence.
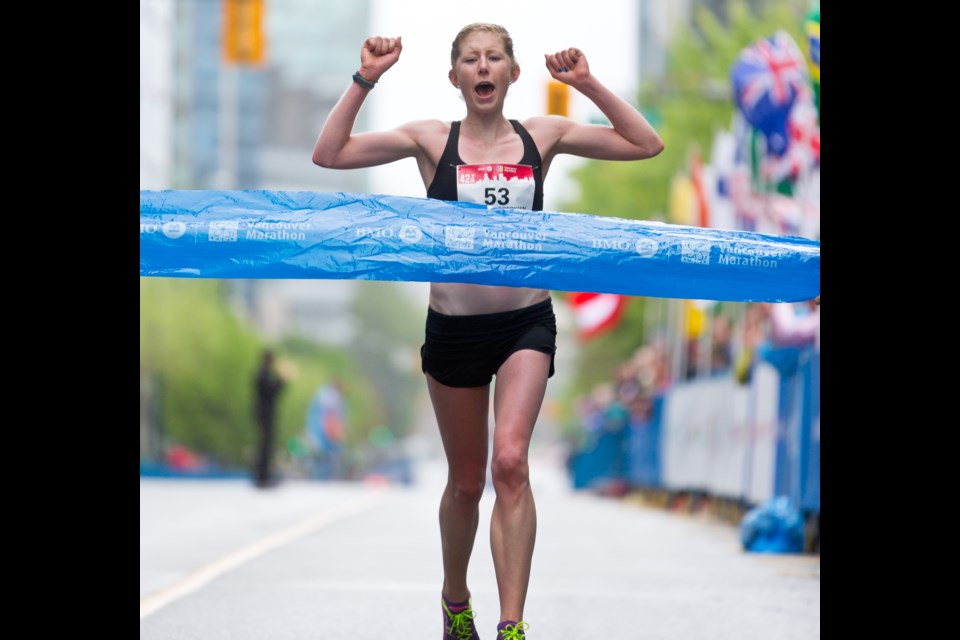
[731,31,808,157]
[568,292,627,340]
[805,4,820,122]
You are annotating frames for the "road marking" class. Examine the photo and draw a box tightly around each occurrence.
[140,494,386,619]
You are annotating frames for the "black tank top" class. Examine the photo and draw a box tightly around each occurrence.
[426,120,544,211]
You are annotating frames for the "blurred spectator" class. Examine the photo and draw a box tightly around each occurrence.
[711,314,734,375]
[305,379,348,479]
[614,359,641,407]
[631,345,662,394]
[732,300,819,385]
[769,299,820,349]
[589,382,630,491]
[628,392,654,425]
[734,303,770,385]
[684,339,700,380]
[648,339,672,393]
[253,349,286,488]
[597,384,630,436]
[682,301,708,380]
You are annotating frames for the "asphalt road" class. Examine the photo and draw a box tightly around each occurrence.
[140,447,819,639]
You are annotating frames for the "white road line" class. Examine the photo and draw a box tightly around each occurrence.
[140,494,386,619]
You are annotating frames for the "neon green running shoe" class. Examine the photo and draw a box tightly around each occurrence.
[496,621,529,639]
[442,595,479,640]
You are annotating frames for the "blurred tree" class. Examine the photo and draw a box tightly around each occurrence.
[349,282,425,443]
[558,0,810,409]
[565,295,648,403]
[140,278,383,471]
[140,279,261,467]
[275,334,381,464]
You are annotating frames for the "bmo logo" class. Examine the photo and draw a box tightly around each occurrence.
[635,239,658,257]
[163,221,187,239]
[399,225,423,244]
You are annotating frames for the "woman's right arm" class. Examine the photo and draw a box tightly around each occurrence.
[312,36,416,169]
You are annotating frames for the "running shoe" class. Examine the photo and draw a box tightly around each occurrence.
[496,621,529,639]
[442,595,480,640]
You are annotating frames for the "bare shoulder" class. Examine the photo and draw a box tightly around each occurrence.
[396,119,452,162]
[520,115,571,158]
[520,115,570,136]
[398,118,451,140]
[385,119,450,169]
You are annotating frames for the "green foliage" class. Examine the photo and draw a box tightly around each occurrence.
[558,0,811,406]
[140,279,261,467]
[140,278,386,469]
[569,151,673,222]
[274,334,380,451]
[583,298,648,389]
[349,281,425,442]
[552,295,650,428]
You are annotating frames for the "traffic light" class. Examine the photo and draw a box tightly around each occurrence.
[223,0,265,65]
[547,80,569,116]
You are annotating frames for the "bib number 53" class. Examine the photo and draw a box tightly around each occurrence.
[485,187,509,206]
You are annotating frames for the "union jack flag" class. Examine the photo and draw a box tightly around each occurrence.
[732,31,808,156]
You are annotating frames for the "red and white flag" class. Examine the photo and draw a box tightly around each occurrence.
[567,292,627,340]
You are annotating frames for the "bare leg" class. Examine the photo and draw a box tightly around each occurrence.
[427,373,490,602]
[490,350,551,623]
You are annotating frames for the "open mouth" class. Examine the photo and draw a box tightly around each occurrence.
[475,82,495,98]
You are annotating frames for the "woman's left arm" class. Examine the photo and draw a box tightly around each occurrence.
[543,47,664,161]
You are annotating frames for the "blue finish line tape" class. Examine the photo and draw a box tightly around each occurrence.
[139,190,819,302]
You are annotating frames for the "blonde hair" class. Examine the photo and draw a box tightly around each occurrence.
[450,23,517,71]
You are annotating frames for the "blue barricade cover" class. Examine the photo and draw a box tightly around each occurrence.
[801,352,820,513]
[140,190,820,302]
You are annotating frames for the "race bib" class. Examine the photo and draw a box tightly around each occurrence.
[456,164,536,210]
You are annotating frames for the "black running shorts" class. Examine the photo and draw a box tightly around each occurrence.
[420,298,557,388]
